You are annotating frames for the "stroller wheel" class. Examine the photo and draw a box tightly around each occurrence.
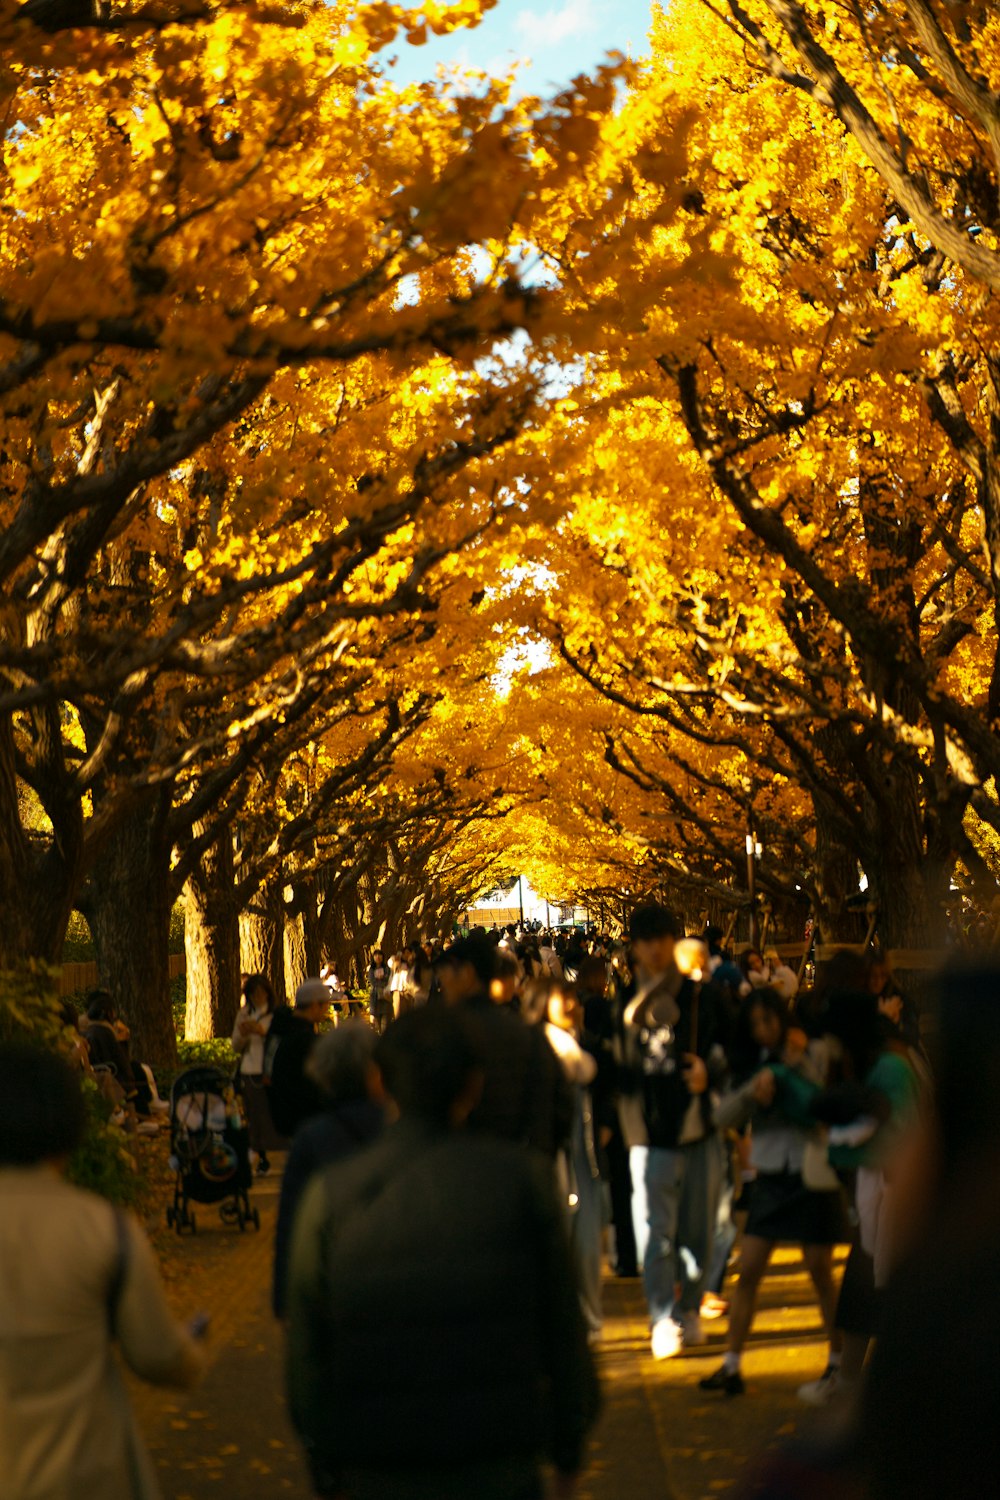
[189,1212,197,1234]
[251,1207,261,1231]
[166,1206,175,1228]
[219,1201,238,1224]
[237,1208,247,1232]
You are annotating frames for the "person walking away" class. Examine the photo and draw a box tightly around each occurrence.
[273,1023,385,1317]
[0,1043,207,1500]
[286,1006,599,1500]
[617,904,724,1359]
[435,933,571,1158]
[267,980,330,1140]
[232,972,281,1175]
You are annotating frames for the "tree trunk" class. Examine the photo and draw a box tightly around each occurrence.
[284,909,307,996]
[0,718,79,965]
[184,828,241,1040]
[87,792,176,1067]
[862,758,943,952]
[240,879,287,1005]
[812,819,866,945]
[299,878,324,976]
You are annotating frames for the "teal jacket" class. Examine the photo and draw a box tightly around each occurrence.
[827,1050,921,1171]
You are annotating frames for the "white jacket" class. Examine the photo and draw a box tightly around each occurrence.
[0,1166,203,1500]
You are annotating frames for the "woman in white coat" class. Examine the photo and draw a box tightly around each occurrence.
[0,1043,206,1500]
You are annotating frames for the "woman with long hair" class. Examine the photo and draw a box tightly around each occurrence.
[232,972,281,1174]
[700,987,848,1396]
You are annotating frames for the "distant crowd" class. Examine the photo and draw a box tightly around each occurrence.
[3,908,998,1500]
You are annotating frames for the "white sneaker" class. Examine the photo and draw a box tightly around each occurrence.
[681,1311,705,1346]
[798,1366,840,1405]
[651,1319,683,1360]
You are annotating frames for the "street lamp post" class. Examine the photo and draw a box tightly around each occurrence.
[745,799,758,949]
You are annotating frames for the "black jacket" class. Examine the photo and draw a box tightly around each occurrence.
[459,992,572,1156]
[618,969,721,1148]
[267,1008,325,1139]
[272,1097,384,1317]
[286,1119,599,1494]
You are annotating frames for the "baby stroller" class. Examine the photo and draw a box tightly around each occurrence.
[166,1065,260,1234]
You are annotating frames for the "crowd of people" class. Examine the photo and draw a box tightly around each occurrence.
[4,907,998,1500]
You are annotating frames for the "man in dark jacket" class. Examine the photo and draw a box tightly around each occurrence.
[267,979,329,1139]
[617,903,723,1360]
[286,1006,599,1500]
[272,1021,384,1319]
[436,932,571,1157]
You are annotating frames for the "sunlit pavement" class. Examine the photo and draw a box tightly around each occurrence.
[584,1246,847,1500]
[133,1164,844,1500]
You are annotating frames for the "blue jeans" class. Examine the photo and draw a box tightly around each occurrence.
[630,1135,721,1327]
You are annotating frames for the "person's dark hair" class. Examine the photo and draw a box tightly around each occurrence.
[85,988,115,1022]
[375,1007,479,1126]
[823,985,882,1080]
[794,946,871,1038]
[242,973,276,1013]
[306,1021,378,1104]
[731,986,788,1085]
[816,947,870,996]
[739,947,763,978]
[576,955,607,992]
[629,902,681,942]
[436,932,497,987]
[0,1044,86,1165]
[494,951,521,981]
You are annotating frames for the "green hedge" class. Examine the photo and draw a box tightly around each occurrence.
[0,962,141,1206]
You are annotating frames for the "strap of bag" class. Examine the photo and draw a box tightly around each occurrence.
[107,1206,129,1336]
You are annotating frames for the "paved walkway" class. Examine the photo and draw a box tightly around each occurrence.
[134,1159,840,1500]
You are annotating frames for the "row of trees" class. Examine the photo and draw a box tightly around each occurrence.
[4,0,1000,1058]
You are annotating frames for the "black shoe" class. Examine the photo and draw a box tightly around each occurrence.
[256,1156,271,1176]
[699,1364,745,1396]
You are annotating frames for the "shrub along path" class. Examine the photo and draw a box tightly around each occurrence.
[131,1149,844,1500]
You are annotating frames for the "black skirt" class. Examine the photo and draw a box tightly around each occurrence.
[745,1169,849,1245]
